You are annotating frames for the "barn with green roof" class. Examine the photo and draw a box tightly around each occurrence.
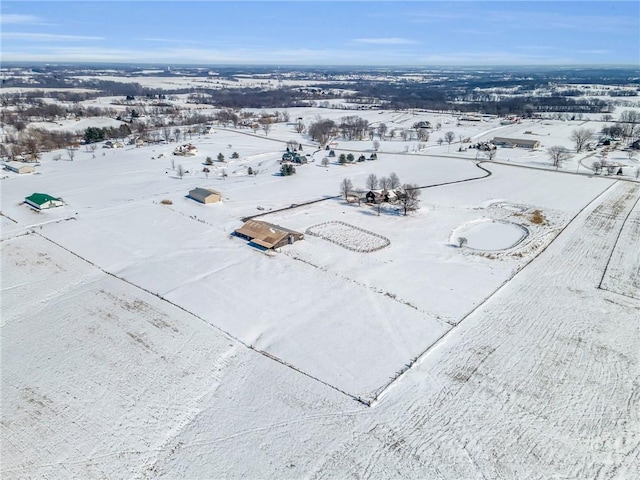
[24,193,64,210]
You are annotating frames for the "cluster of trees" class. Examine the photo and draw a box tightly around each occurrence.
[187,87,319,109]
[0,128,78,161]
[280,164,296,176]
[338,153,367,164]
[339,115,370,140]
[308,118,338,145]
[602,110,640,142]
[83,125,132,144]
[340,172,421,215]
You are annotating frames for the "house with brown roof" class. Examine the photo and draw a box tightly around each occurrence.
[234,220,303,249]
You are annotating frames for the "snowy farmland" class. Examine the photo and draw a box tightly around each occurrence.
[2,106,639,479]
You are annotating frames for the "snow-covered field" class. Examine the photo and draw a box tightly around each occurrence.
[2,104,639,478]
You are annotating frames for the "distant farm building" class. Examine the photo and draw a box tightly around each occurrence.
[234,220,303,249]
[24,193,64,210]
[173,143,198,156]
[5,162,35,174]
[491,137,541,149]
[188,187,222,204]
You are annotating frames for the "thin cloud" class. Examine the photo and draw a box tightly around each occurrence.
[353,37,418,45]
[139,37,202,44]
[2,32,104,42]
[578,49,610,55]
[1,14,43,25]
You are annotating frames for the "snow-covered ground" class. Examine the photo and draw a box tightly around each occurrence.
[2,104,639,478]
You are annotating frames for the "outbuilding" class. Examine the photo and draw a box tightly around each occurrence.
[5,162,35,174]
[234,220,303,249]
[24,193,64,210]
[491,137,541,149]
[188,187,222,204]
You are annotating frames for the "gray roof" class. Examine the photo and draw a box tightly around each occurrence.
[188,187,221,202]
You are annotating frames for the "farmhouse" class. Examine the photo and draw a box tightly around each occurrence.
[173,143,198,156]
[5,162,35,174]
[491,137,541,149]
[24,193,64,210]
[365,189,394,204]
[188,187,222,204]
[234,220,303,249]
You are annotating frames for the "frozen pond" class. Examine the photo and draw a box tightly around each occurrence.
[456,220,528,251]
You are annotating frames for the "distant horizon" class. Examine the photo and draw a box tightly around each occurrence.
[2,1,638,66]
[2,61,639,70]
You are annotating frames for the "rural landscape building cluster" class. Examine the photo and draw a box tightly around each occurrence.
[1,1,639,478]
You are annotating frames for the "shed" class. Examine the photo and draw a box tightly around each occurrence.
[5,162,35,174]
[25,193,64,210]
[188,187,222,204]
[491,137,541,149]
[234,220,303,249]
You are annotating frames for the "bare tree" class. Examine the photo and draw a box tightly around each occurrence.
[601,114,613,122]
[162,126,172,143]
[619,110,640,141]
[174,127,182,143]
[259,117,274,136]
[308,118,337,146]
[295,120,305,134]
[66,147,76,161]
[177,164,185,179]
[377,123,388,140]
[373,140,380,151]
[321,157,329,167]
[24,133,40,161]
[417,129,430,142]
[457,237,468,248]
[444,131,455,151]
[379,176,390,190]
[591,161,602,175]
[486,148,497,161]
[388,172,401,190]
[366,173,378,190]
[340,178,354,200]
[397,184,421,215]
[547,145,572,169]
[570,128,594,152]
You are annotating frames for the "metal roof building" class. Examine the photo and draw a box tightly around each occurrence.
[234,220,303,249]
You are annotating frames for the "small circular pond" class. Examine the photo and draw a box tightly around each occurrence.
[455,220,528,251]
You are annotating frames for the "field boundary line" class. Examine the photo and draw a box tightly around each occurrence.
[31,231,372,407]
[367,180,620,407]
[597,184,640,295]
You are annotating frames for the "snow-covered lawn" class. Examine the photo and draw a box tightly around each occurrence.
[2,102,639,478]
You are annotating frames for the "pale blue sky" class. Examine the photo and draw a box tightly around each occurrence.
[1,1,638,65]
